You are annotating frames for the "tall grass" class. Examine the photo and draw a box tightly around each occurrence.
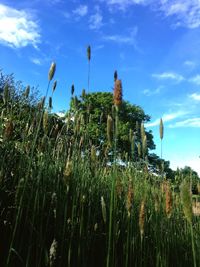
[0,59,200,267]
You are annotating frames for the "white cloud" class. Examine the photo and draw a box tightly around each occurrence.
[152,72,184,82]
[30,57,42,65]
[89,11,103,30]
[145,111,185,127]
[103,0,147,10]
[160,1,200,29]
[73,5,88,17]
[102,0,200,29]
[169,117,200,128]
[184,60,197,68]
[0,4,40,49]
[189,93,200,101]
[190,74,200,85]
[143,86,162,96]
[103,27,138,45]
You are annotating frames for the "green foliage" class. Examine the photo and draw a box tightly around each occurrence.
[69,92,155,159]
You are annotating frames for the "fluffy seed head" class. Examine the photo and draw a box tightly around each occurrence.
[113,79,123,107]
[141,122,145,140]
[142,134,147,157]
[43,111,49,133]
[49,239,58,267]
[159,118,164,140]
[48,62,56,81]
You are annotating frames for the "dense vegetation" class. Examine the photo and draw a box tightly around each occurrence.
[0,56,200,267]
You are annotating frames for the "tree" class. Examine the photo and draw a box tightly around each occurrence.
[148,153,174,179]
[68,92,155,160]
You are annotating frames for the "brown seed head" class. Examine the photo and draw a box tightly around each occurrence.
[165,182,172,218]
[107,115,113,146]
[113,79,123,107]
[4,120,13,139]
[126,184,134,216]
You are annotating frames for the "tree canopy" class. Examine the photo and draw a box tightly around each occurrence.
[69,92,155,160]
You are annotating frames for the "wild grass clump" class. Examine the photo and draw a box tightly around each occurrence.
[0,58,200,267]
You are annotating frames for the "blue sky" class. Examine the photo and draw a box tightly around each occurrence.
[0,0,200,174]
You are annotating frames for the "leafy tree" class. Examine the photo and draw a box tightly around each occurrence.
[173,166,199,194]
[148,153,174,179]
[68,92,155,160]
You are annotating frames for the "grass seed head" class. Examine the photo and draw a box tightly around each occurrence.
[139,200,145,239]
[49,97,52,109]
[24,85,30,98]
[137,142,142,158]
[140,122,145,141]
[159,118,164,140]
[87,45,91,61]
[114,70,118,82]
[180,180,193,223]
[101,196,107,224]
[82,88,86,98]
[43,111,49,134]
[107,115,113,146]
[126,184,134,216]
[91,145,97,162]
[165,182,172,218]
[49,239,58,267]
[48,62,56,81]
[113,79,123,107]
[142,133,147,157]
[3,83,10,104]
[4,120,14,139]
[52,80,57,92]
[71,84,75,95]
